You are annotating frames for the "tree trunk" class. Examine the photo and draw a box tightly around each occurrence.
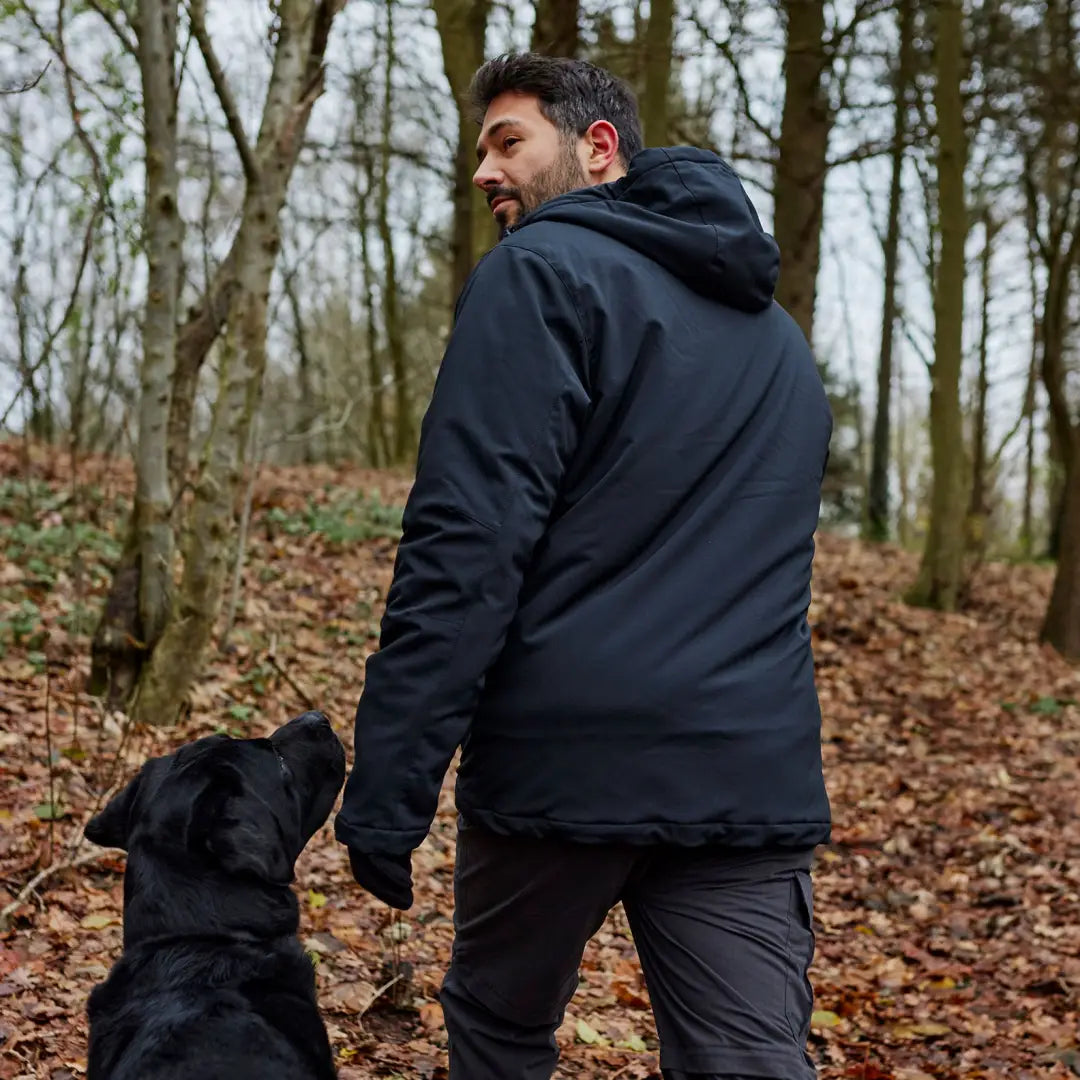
[1039,237,1080,651]
[359,156,390,467]
[1042,448,1080,657]
[1022,357,1037,558]
[1022,228,1041,558]
[166,248,240,496]
[772,0,830,345]
[907,0,968,611]
[642,0,674,148]
[348,72,391,468]
[895,350,912,548]
[376,0,414,464]
[1038,216,1079,563]
[865,0,913,542]
[531,0,578,56]
[967,210,997,559]
[89,0,180,707]
[164,0,340,493]
[284,270,317,463]
[132,0,343,725]
[1048,421,1066,559]
[434,0,491,310]
[1031,0,1080,570]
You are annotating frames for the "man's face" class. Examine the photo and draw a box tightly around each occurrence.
[473,91,589,233]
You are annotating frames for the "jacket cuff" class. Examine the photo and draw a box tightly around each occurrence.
[334,813,424,856]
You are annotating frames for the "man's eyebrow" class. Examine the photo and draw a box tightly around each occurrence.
[476,117,523,161]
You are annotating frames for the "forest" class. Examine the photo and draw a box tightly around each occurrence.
[0,0,1078,1076]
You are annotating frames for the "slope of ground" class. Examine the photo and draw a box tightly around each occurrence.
[0,442,1077,1080]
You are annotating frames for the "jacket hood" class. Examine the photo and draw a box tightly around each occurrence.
[520,146,780,313]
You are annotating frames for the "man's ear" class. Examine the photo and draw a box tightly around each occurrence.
[582,118,621,180]
[199,767,297,885]
[85,769,144,851]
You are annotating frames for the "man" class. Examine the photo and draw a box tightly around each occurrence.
[335,52,831,1080]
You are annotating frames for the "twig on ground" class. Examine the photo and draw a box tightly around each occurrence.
[358,974,405,1019]
[0,847,118,929]
[44,662,58,864]
[267,633,317,711]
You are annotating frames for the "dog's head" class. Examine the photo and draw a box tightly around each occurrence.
[85,711,346,886]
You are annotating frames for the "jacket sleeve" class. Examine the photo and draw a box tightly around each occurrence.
[335,244,591,855]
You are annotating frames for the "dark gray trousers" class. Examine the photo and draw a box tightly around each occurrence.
[439,822,819,1080]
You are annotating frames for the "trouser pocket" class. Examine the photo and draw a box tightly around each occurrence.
[785,869,816,1044]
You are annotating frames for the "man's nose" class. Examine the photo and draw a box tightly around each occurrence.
[473,158,502,192]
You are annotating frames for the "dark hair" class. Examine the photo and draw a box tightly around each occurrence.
[468,53,644,167]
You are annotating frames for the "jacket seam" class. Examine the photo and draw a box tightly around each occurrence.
[664,151,710,227]
[433,502,500,535]
[509,244,593,360]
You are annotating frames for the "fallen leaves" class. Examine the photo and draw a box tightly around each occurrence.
[889,1020,953,1039]
[576,1018,604,1045]
[77,914,115,931]
[1,446,1079,1079]
[325,979,379,1014]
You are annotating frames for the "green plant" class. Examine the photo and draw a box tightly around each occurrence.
[0,519,121,586]
[262,491,403,547]
[0,599,45,655]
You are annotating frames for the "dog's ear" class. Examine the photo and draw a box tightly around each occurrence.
[199,766,297,885]
[85,769,144,851]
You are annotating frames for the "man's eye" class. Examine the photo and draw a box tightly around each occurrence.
[504,137,520,150]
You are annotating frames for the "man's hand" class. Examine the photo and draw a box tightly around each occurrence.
[348,848,414,910]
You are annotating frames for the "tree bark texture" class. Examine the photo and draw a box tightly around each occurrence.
[531,0,579,57]
[907,0,969,612]
[1040,236,1080,650]
[772,0,830,346]
[967,211,998,560]
[434,0,492,310]
[376,0,414,463]
[642,0,674,148]
[865,0,914,542]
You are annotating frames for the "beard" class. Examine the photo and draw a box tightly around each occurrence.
[490,140,588,235]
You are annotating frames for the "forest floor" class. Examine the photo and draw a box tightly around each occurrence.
[0,440,1078,1080]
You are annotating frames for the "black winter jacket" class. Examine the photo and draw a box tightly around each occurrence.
[335,147,832,855]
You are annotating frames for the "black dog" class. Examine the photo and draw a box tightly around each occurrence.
[84,710,346,1080]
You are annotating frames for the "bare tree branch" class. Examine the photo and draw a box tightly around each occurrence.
[897,304,934,375]
[0,60,51,95]
[828,139,896,168]
[46,0,115,223]
[990,400,1034,471]
[186,0,259,185]
[84,0,138,55]
[686,10,778,148]
[1,199,102,431]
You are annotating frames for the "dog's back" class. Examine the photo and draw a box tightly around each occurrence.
[84,712,345,1080]
[89,936,335,1080]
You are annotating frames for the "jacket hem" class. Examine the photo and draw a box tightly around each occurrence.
[457,806,831,848]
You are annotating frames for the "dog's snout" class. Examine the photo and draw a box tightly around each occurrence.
[288,710,331,732]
